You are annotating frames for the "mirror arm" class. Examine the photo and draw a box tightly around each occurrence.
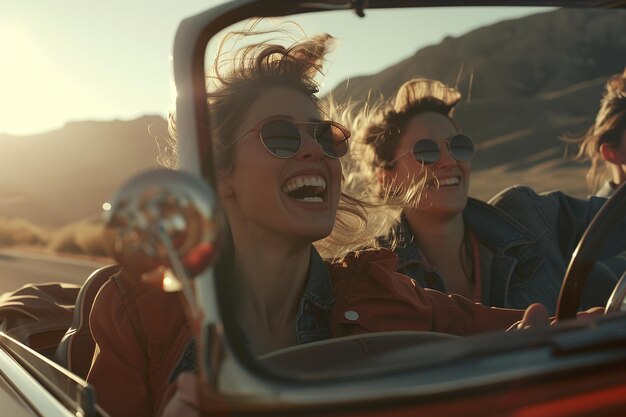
[153,222,200,320]
[152,222,227,393]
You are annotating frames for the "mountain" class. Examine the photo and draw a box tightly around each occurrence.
[331,8,625,105]
[0,116,169,226]
[329,8,626,196]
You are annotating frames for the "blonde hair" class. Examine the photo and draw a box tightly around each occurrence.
[566,68,626,193]
[316,99,393,258]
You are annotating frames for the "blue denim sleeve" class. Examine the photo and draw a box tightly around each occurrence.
[490,186,626,258]
[490,186,626,309]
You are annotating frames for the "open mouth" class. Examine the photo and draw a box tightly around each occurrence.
[282,175,327,203]
[427,176,461,188]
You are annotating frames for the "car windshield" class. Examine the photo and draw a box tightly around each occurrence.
[204,6,623,200]
[198,4,626,377]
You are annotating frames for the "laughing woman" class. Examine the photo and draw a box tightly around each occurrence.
[86,34,541,417]
[352,77,626,313]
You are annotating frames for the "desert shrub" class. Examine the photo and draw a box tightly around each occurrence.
[0,217,49,246]
[46,220,108,257]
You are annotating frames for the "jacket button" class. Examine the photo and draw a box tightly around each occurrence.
[344,310,359,321]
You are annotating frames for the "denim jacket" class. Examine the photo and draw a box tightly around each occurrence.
[392,186,626,314]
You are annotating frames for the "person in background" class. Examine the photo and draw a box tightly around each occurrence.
[566,67,626,197]
[351,77,626,314]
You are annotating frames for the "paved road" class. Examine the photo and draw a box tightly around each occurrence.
[0,249,109,296]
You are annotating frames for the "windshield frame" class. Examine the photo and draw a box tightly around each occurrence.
[171,0,626,411]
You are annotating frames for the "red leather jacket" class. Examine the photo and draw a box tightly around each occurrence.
[87,249,523,417]
[330,250,523,337]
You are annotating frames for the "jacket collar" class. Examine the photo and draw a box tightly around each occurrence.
[302,246,335,310]
[393,197,534,266]
[463,197,535,250]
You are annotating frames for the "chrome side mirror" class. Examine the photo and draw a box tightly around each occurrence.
[103,168,228,390]
[102,169,222,279]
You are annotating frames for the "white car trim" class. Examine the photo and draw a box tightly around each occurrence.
[0,341,76,417]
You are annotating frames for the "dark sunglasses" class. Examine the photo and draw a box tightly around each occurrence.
[388,134,475,167]
[231,116,350,159]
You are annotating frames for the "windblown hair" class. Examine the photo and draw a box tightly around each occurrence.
[349,79,461,199]
[166,25,372,260]
[206,29,330,172]
[345,78,463,248]
[565,68,626,193]
[356,78,461,172]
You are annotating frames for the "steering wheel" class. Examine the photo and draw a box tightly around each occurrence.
[556,182,626,320]
[260,331,459,376]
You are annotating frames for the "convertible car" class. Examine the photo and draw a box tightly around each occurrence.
[1,1,626,416]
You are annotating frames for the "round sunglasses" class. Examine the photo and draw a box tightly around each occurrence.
[388,134,475,167]
[230,116,351,159]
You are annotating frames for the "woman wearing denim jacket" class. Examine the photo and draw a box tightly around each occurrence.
[87,34,536,417]
[352,78,626,314]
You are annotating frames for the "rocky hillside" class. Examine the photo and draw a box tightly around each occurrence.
[0,116,169,226]
[330,8,626,181]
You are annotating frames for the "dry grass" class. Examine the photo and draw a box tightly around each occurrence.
[0,218,49,246]
[0,217,107,258]
[46,220,108,257]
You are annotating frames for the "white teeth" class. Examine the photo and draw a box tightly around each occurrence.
[282,175,326,193]
[298,196,323,203]
[438,177,460,186]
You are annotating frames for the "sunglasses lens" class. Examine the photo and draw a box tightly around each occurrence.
[450,134,475,161]
[412,139,440,165]
[316,122,349,158]
[259,120,301,158]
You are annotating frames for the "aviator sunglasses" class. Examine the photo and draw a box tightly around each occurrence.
[388,134,475,167]
[230,116,351,159]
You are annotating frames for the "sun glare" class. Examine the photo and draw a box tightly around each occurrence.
[0,22,48,134]
[0,21,93,135]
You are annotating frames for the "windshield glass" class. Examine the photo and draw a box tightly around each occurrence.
[203,5,626,379]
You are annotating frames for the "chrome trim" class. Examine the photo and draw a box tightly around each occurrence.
[0,335,76,417]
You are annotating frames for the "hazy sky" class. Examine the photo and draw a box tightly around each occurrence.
[0,1,548,135]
